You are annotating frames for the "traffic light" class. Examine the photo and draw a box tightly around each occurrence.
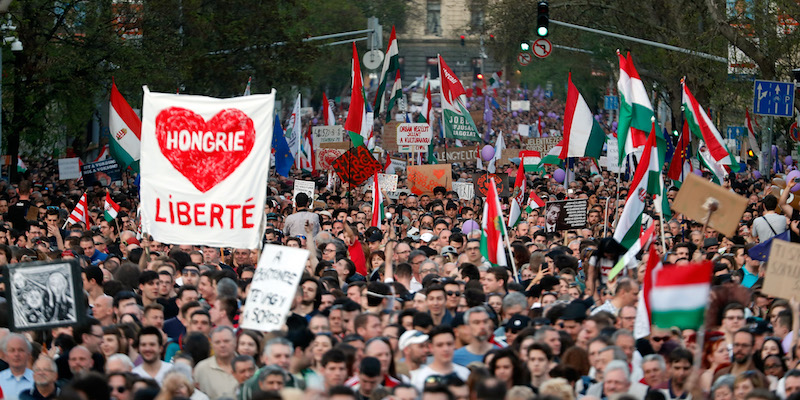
[460,35,465,46]
[476,73,484,80]
[537,1,549,37]
[748,149,755,158]
[520,41,530,51]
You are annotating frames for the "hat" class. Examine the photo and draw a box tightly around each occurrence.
[703,238,719,249]
[123,237,140,246]
[399,330,429,351]
[749,320,773,335]
[319,210,332,218]
[506,314,532,333]
[367,230,384,243]
[266,213,279,221]
[561,301,588,321]
[440,246,458,256]
[420,232,435,243]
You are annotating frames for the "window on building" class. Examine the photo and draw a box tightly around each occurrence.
[426,1,441,36]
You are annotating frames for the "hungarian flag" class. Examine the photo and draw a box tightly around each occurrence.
[488,71,503,88]
[608,223,656,281]
[345,43,370,147]
[370,173,385,227]
[480,177,508,266]
[650,260,713,330]
[613,124,658,249]
[109,79,142,173]
[299,125,315,173]
[561,73,605,159]
[525,190,545,212]
[508,162,527,228]
[65,192,90,228]
[104,192,120,222]
[323,93,336,126]
[538,140,565,168]
[286,93,302,167]
[616,51,652,166]
[745,108,759,154]
[419,81,433,125]
[243,76,252,96]
[698,142,727,183]
[374,26,399,120]
[439,55,481,142]
[520,150,542,172]
[667,120,693,187]
[682,78,733,172]
[637,243,661,339]
[385,70,403,122]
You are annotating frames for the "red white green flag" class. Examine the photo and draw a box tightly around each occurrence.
[525,190,545,213]
[613,123,658,249]
[538,140,564,168]
[745,108,759,154]
[616,51,651,166]
[650,260,713,330]
[345,43,369,147]
[682,78,734,171]
[109,79,142,173]
[508,162,527,228]
[323,92,336,126]
[520,150,542,172]
[439,55,482,142]
[104,192,120,222]
[385,70,403,122]
[561,73,605,159]
[370,172,384,227]
[374,26,399,120]
[480,177,508,266]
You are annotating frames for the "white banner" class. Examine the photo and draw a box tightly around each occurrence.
[312,125,344,144]
[140,89,275,249]
[452,181,474,200]
[240,245,309,332]
[605,134,621,173]
[510,100,530,111]
[58,158,81,180]
[518,124,530,137]
[397,123,432,153]
[364,173,399,192]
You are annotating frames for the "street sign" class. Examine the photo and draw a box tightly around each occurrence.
[726,126,746,139]
[518,52,532,66]
[532,38,552,58]
[753,79,795,117]
[790,122,799,142]
[604,95,619,110]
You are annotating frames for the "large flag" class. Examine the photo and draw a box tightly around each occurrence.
[636,243,661,339]
[374,26,399,119]
[616,51,652,166]
[286,93,302,167]
[650,260,713,330]
[745,108,759,154]
[271,114,294,177]
[613,124,658,249]
[322,93,336,126]
[520,150,542,172]
[488,71,503,88]
[439,55,482,141]
[385,70,403,122]
[104,192,120,222]
[345,43,370,147]
[682,79,732,171]
[508,162,527,228]
[561,73,605,159]
[608,224,656,281]
[538,140,565,168]
[370,173,385,227]
[299,125,315,173]
[525,190,545,213]
[480,177,508,266]
[65,192,90,228]
[109,80,142,173]
[419,81,433,125]
[668,121,693,187]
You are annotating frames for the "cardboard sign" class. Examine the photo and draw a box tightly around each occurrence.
[58,158,82,180]
[320,142,350,149]
[397,123,433,152]
[511,100,531,111]
[762,239,800,300]
[452,181,475,200]
[470,110,484,126]
[364,173,399,192]
[499,148,520,167]
[472,173,511,197]
[312,125,344,144]
[316,148,346,170]
[433,146,478,163]
[672,173,748,237]
[240,245,309,332]
[543,199,589,232]
[81,159,122,187]
[140,89,275,249]
[525,137,562,153]
[407,164,452,195]
[383,121,400,151]
[293,179,315,205]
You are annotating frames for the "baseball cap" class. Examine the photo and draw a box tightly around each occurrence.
[440,246,458,256]
[420,232,435,243]
[399,330,429,351]
[506,314,532,333]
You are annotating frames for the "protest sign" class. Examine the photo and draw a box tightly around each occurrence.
[140,89,275,249]
[605,134,621,172]
[498,148,520,167]
[433,146,478,163]
[470,110,484,126]
[81,159,122,187]
[411,92,424,104]
[397,123,432,148]
[293,180,315,205]
[543,199,588,233]
[240,245,309,332]
[386,188,410,200]
[58,158,81,180]
[364,173,398,192]
[518,124,530,137]
[331,146,384,186]
[383,121,400,151]
[389,158,407,172]
[525,137,562,153]
[762,239,800,300]
[316,148,346,170]
[511,100,531,111]
[672,173,748,237]
[312,125,344,144]
[472,173,511,197]
[407,164,452,195]
[452,181,475,200]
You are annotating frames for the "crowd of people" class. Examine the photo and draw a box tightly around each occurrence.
[0,87,795,400]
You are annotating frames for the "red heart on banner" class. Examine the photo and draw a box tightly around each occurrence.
[432,169,446,179]
[155,107,255,193]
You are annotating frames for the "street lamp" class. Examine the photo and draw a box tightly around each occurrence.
[0,14,21,164]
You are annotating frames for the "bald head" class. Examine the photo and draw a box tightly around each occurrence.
[68,345,94,375]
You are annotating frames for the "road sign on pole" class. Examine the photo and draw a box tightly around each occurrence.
[532,38,552,58]
[518,52,532,66]
[604,95,619,110]
[753,79,795,117]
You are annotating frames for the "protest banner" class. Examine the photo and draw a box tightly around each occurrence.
[525,137,562,153]
[383,121,400,151]
[672,173,748,237]
[762,239,800,299]
[293,179,315,205]
[58,158,81,180]
[240,245,309,332]
[81,159,122,187]
[331,146,384,186]
[316,148,346,170]
[511,100,531,111]
[433,146,478,163]
[140,89,275,249]
[605,133,621,172]
[543,199,589,233]
[312,125,344,144]
[386,188,410,200]
[407,164,452,195]
[411,92,424,104]
[452,181,475,200]
[518,124,531,137]
[397,123,432,153]
[472,173,511,197]
[389,158,407,172]
[364,173,398,192]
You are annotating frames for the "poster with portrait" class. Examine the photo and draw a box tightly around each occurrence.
[543,199,588,233]
[3,259,85,331]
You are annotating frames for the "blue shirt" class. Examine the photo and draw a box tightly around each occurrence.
[0,368,34,400]
[453,345,498,367]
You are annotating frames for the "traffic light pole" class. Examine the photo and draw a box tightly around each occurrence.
[549,20,727,63]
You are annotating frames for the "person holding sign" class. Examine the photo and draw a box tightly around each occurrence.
[284,193,320,238]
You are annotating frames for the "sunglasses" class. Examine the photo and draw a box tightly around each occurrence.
[446,291,462,297]
[651,336,670,342]
[112,386,127,393]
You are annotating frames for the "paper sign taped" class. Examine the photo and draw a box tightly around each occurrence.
[293,179,315,205]
[312,125,344,144]
[762,239,800,300]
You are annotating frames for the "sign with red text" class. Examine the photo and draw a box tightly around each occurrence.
[397,123,432,153]
[140,88,276,249]
[407,164,452,195]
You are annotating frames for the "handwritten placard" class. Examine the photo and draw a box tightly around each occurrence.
[407,164,452,195]
[364,173,399,192]
[525,137,562,153]
[293,179,315,206]
[452,182,474,200]
[511,100,530,111]
[762,239,800,300]
[433,146,478,163]
[240,245,309,332]
[312,125,344,144]
[58,158,82,180]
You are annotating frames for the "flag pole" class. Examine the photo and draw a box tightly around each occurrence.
[503,231,520,284]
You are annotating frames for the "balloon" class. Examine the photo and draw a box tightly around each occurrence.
[693,169,703,176]
[538,111,544,117]
[612,121,618,131]
[462,220,480,234]
[481,145,495,162]
[788,170,800,192]
[512,111,518,117]
[553,168,566,183]
[312,118,318,125]
[752,170,762,179]
[786,156,794,166]
[594,115,602,122]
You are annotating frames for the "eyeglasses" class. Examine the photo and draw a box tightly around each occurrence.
[323,248,336,253]
[33,368,55,373]
[446,291,462,297]
[651,336,670,342]
[112,386,127,393]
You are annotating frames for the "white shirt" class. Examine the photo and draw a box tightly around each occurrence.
[132,361,173,384]
[409,363,470,392]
